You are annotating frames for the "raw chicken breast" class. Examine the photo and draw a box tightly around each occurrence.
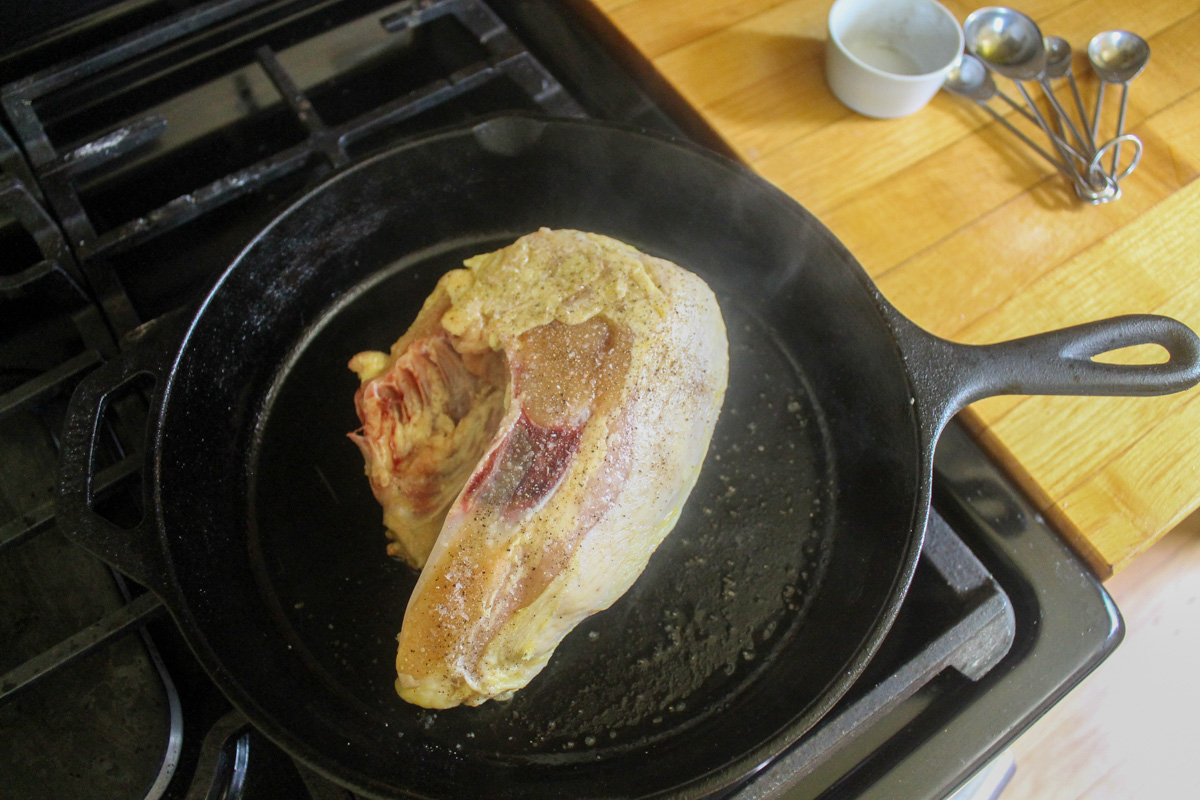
[349,229,728,708]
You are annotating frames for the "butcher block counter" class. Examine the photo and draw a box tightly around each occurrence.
[589,0,1200,579]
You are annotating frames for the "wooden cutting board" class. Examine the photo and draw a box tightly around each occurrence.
[590,0,1200,579]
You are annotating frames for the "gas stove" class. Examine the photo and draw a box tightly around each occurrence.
[0,2,1120,798]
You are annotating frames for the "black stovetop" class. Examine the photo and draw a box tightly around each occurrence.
[0,2,1121,799]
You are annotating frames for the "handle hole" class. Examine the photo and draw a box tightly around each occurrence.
[87,371,156,531]
[1089,343,1170,366]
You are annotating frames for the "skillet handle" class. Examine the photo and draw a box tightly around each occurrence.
[900,314,1200,440]
[56,315,183,597]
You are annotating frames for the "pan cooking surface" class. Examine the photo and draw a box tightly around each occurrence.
[248,236,837,761]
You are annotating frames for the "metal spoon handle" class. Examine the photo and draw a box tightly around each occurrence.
[1041,79,1094,157]
[1013,81,1090,168]
[1066,74,1097,153]
[1091,81,1107,144]
[1112,82,1131,174]
[1013,80,1109,199]
[978,101,1073,177]
[1092,133,1144,183]
[997,89,1039,126]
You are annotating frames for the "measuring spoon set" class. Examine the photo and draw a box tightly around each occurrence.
[943,7,1148,203]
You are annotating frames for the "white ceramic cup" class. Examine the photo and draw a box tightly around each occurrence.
[825,0,964,118]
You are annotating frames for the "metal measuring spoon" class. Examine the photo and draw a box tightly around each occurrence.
[942,57,1119,203]
[1088,31,1150,175]
[944,53,1037,120]
[943,55,1070,177]
[1043,36,1072,79]
[964,8,1092,186]
[964,7,1046,81]
[1044,35,1097,154]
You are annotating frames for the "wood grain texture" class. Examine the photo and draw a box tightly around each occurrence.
[605,0,793,58]
[595,0,1200,578]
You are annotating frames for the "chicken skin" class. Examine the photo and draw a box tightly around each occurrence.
[349,229,728,708]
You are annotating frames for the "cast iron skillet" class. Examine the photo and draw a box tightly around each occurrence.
[57,117,1200,799]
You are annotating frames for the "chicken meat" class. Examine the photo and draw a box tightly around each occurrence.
[349,228,728,709]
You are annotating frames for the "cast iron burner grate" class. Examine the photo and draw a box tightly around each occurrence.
[1,0,582,334]
[0,2,1119,799]
[0,3,581,797]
